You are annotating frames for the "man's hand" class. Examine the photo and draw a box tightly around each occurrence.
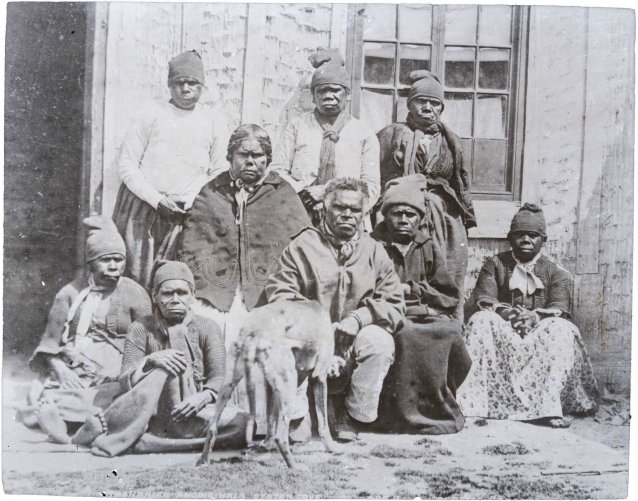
[334,316,360,357]
[171,391,212,422]
[401,283,412,296]
[157,196,187,219]
[49,357,84,389]
[145,349,188,376]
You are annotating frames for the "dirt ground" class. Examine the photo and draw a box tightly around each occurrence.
[2,372,630,499]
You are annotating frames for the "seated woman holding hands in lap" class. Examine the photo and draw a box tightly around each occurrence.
[458,204,599,428]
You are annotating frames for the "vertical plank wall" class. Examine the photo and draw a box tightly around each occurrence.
[88,4,633,390]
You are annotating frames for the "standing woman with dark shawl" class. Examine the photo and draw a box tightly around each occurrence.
[377,71,476,320]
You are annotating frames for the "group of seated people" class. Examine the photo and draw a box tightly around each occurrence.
[17,48,600,456]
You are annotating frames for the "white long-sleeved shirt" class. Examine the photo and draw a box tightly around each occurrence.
[117,100,228,210]
[270,111,381,210]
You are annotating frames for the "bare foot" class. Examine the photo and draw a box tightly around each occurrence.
[72,412,107,446]
[35,399,70,444]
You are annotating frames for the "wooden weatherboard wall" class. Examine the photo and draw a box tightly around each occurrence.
[85,4,633,391]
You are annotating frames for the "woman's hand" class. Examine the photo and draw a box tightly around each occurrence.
[157,196,187,218]
[145,349,188,376]
[48,357,84,389]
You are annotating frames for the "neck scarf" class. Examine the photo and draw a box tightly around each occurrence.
[64,275,115,344]
[314,109,351,185]
[320,219,360,264]
[154,309,197,401]
[319,221,361,321]
[231,177,263,225]
[509,252,545,296]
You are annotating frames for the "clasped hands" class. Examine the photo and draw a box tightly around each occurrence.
[145,349,212,422]
[497,305,539,337]
[157,194,187,219]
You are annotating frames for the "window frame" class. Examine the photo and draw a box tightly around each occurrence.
[347,4,530,202]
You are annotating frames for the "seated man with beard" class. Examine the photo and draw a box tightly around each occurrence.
[371,178,472,434]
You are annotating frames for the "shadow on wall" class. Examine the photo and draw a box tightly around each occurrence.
[4,3,89,361]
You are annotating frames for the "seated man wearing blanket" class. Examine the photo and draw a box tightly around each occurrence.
[458,204,599,428]
[18,216,151,444]
[71,261,248,456]
[371,178,472,434]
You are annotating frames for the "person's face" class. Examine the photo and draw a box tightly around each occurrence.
[169,77,203,110]
[313,84,348,116]
[89,253,126,287]
[408,96,443,127]
[508,231,545,262]
[154,279,194,323]
[325,189,364,239]
[229,139,269,185]
[386,205,422,245]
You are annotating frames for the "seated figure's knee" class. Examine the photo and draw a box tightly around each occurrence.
[354,325,395,362]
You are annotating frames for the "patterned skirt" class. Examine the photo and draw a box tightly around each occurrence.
[457,311,599,420]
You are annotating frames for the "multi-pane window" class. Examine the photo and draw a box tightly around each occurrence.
[350,4,528,199]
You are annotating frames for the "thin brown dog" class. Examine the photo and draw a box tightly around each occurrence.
[197,300,337,469]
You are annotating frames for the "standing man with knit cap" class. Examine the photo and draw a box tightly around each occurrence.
[113,50,228,290]
[377,71,476,320]
[271,48,380,224]
[458,204,599,428]
[70,260,248,456]
[18,216,151,444]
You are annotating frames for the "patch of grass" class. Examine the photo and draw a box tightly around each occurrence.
[433,447,453,456]
[491,474,593,499]
[474,417,489,426]
[370,444,421,459]
[384,460,396,467]
[414,437,440,447]
[482,441,531,455]
[394,468,424,481]
[4,454,359,498]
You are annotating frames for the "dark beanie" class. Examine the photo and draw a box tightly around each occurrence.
[151,260,195,291]
[508,203,547,237]
[381,176,428,217]
[309,48,350,91]
[168,50,205,85]
[407,70,444,109]
[83,215,126,262]
[226,124,272,164]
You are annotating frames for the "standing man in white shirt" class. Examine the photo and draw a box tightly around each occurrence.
[113,50,227,289]
[270,48,380,225]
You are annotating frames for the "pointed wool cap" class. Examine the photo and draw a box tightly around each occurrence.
[309,47,350,90]
[407,70,445,108]
[168,50,205,85]
[83,215,126,262]
[151,260,195,290]
[508,203,547,237]
[381,175,429,216]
